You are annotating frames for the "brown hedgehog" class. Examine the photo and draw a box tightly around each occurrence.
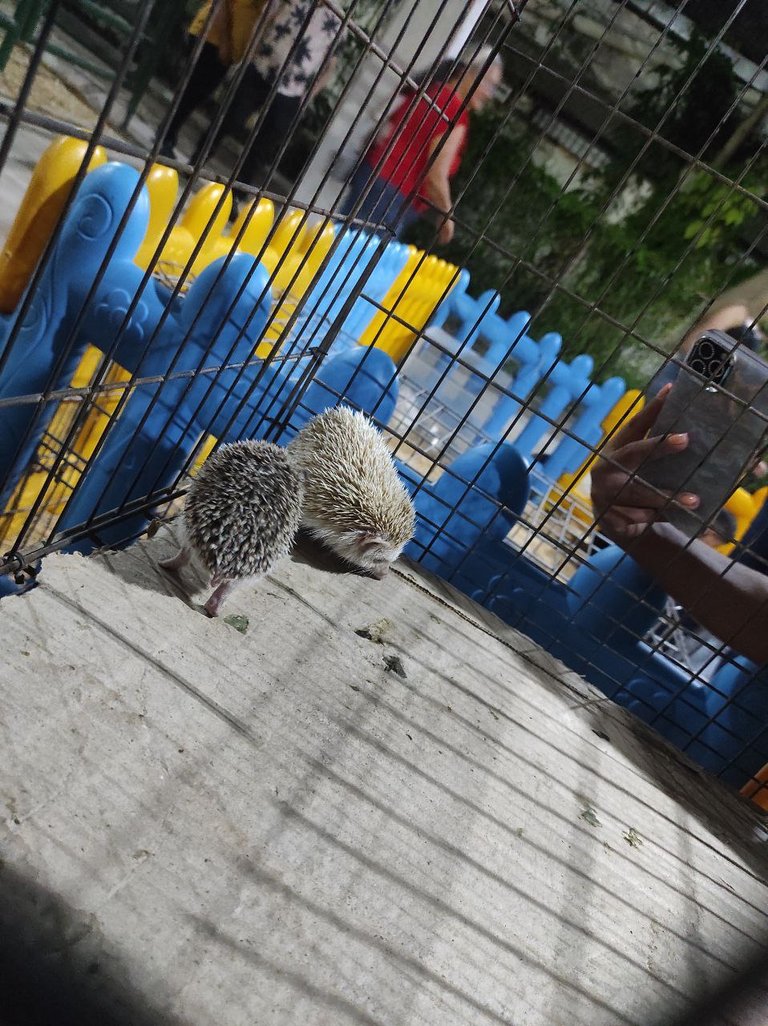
[288,406,415,578]
[159,440,303,617]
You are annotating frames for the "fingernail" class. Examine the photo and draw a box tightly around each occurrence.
[680,493,699,507]
[669,433,688,446]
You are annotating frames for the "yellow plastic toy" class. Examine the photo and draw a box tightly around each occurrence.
[134,163,181,270]
[359,249,463,362]
[242,206,322,291]
[720,484,768,555]
[273,217,335,298]
[548,389,645,523]
[265,208,305,263]
[0,135,107,313]
[0,345,131,546]
[218,196,275,261]
[151,181,233,282]
[741,765,768,809]
[264,217,336,349]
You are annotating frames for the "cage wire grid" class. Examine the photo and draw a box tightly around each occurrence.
[1,0,768,1011]
[0,0,519,562]
[0,6,762,665]
[0,4,762,685]
[92,3,515,532]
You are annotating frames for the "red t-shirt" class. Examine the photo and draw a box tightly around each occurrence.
[366,83,469,208]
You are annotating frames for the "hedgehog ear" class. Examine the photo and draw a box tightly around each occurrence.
[355,530,387,550]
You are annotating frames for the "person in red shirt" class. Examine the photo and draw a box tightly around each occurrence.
[340,47,503,243]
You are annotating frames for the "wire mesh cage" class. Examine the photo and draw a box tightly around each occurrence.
[1,3,768,1011]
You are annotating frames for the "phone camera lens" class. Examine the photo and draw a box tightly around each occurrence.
[709,360,726,381]
[697,340,715,361]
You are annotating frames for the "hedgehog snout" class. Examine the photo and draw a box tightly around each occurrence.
[357,539,405,578]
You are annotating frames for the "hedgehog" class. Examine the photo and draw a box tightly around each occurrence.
[287,406,415,579]
[159,440,303,617]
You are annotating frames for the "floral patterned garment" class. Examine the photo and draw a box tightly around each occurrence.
[254,0,344,97]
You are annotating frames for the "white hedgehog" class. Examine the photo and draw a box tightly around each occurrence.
[288,406,415,578]
[159,440,303,617]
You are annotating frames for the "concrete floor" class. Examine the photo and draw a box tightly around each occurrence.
[2,528,768,1025]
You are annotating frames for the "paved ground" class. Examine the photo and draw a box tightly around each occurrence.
[1,528,768,1025]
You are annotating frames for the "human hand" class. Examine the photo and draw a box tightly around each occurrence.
[436,217,454,245]
[590,383,700,546]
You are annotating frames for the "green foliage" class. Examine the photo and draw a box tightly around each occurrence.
[681,173,762,248]
[407,113,603,320]
[405,37,764,389]
[605,30,741,184]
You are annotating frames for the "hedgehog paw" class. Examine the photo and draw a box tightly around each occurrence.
[159,546,191,573]
[204,579,235,618]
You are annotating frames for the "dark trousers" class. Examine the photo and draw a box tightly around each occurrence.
[162,40,301,186]
[340,160,420,238]
[163,40,228,149]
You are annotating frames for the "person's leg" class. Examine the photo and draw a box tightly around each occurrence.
[238,77,299,183]
[193,63,262,164]
[338,161,370,218]
[340,161,415,238]
[216,76,299,219]
[161,39,228,156]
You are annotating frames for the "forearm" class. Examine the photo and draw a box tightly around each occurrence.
[629,522,768,664]
[423,125,464,217]
[423,171,451,215]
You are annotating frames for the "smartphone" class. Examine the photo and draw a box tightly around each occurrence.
[641,330,768,538]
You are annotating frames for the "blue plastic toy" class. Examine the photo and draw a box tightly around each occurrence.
[514,353,594,465]
[0,159,415,552]
[299,231,410,341]
[0,162,151,509]
[287,345,399,437]
[405,441,530,591]
[57,253,273,551]
[541,375,626,480]
[481,329,562,441]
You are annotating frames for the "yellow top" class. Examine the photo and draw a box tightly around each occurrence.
[189,0,268,64]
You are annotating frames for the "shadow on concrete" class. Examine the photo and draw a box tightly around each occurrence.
[0,862,176,1026]
[289,528,368,577]
[94,525,365,609]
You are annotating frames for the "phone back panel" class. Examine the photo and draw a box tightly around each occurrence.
[641,332,768,537]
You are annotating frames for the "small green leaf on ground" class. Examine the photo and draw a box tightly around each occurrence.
[623,827,642,848]
[580,805,601,828]
[223,614,249,634]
